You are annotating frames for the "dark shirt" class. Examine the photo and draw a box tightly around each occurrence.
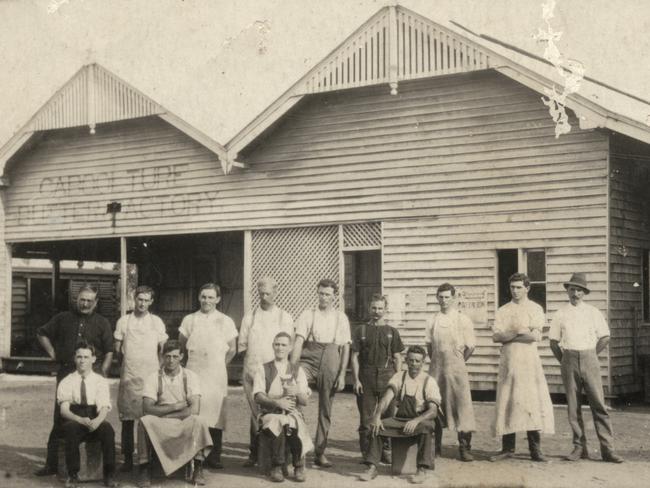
[351,319,404,369]
[37,311,113,366]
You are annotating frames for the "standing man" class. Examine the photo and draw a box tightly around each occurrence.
[290,278,351,468]
[253,332,313,483]
[549,273,623,463]
[138,339,213,487]
[360,346,441,485]
[351,293,403,464]
[239,277,294,467]
[490,273,554,462]
[425,283,476,462]
[114,285,168,471]
[179,283,238,470]
[35,284,114,477]
[57,340,117,488]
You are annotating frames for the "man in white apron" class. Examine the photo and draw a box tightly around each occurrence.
[489,273,554,462]
[290,278,351,468]
[179,283,238,470]
[138,340,212,487]
[239,277,294,467]
[425,282,476,462]
[114,285,168,472]
[254,332,313,483]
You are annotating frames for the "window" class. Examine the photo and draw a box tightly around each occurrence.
[497,248,547,311]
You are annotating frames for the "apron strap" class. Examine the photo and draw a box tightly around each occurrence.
[399,370,407,400]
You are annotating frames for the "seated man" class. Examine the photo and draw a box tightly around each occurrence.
[137,340,212,487]
[254,332,313,483]
[360,345,441,485]
[57,340,117,488]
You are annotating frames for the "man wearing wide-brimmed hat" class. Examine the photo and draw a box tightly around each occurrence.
[549,273,623,463]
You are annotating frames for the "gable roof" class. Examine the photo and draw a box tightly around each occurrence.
[0,63,229,181]
[226,4,650,159]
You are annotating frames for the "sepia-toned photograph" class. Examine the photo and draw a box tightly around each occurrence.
[1,1,649,487]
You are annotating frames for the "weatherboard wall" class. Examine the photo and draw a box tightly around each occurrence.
[608,133,650,396]
[1,70,612,392]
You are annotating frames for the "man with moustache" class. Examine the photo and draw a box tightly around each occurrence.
[239,277,294,467]
[291,278,351,468]
[35,284,114,477]
[351,294,404,464]
[550,273,623,463]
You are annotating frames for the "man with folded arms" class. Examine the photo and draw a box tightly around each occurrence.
[137,340,212,487]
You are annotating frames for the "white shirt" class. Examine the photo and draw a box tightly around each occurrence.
[549,302,610,350]
[142,367,201,405]
[113,312,167,344]
[252,360,311,399]
[239,306,294,374]
[388,370,442,414]
[425,309,476,352]
[57,371,111,411]
[295,308,351,345]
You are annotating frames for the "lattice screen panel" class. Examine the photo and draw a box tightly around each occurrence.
[251,226,340,319]
[343,222,381,249]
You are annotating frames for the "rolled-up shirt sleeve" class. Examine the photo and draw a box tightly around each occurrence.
[113,316,127,342]
[56,375,74,405]
[142,372,158,401]
[424,376,442,406]
[548,310,563,343]
[294,310,311,340]
[337,313,352,345]
[594,308,610,339]
[96,377,112,411]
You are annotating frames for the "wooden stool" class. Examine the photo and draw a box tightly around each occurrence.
[57,440,104,481]
[391,436,419,475]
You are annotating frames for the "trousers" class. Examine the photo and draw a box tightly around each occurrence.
[262,427,304,468]
[300,341,341,456]
[242,370,260,460]
[561,349,614,451]
[45,364,77,469]
[62,420,115,476]
[356,367,394,457]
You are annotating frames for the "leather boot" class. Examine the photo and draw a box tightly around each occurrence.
[120,420,134,472]
[458,432,474,462]
[206,428,224,469]
[192,460,206,485]
[527,431,548,462]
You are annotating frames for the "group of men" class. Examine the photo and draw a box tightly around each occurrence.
[32,270,623,487]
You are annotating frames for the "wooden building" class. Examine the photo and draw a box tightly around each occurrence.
[1,6,650,398]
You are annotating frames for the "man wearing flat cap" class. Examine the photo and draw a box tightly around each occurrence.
[549,272,623,463]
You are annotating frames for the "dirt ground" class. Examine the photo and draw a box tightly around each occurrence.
[1,373,649,488]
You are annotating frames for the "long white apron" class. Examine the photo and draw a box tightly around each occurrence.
[118,315,161,420]
[185,312,230,429]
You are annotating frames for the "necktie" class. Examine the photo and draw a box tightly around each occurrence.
[80,377,88,406]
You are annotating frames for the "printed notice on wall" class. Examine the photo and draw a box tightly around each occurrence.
[407,290,428,311]
[457,288,488,326]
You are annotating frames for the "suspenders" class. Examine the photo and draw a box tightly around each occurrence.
[307,309,340,344]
